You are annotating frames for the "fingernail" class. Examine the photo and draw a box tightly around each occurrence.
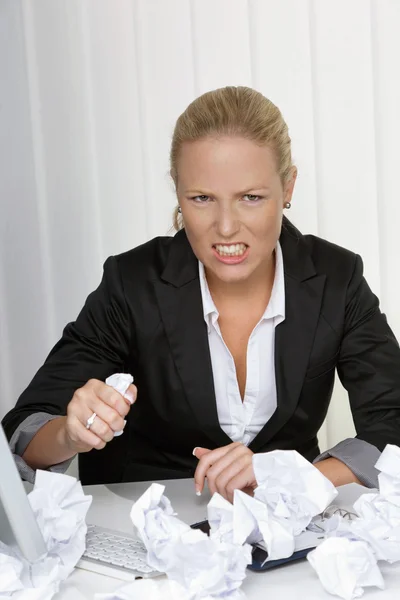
[122,419,127,428]
[192,447,198,457]
[195,486,201,496]
[124,391,134,404]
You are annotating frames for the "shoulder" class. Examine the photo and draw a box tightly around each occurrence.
[303,233,360,276]
[281,218,362,286]
[111,235,174,280]
[284,217,360,276]
[302,233,366,299]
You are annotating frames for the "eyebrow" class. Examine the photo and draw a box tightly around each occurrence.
[184,187,271,195]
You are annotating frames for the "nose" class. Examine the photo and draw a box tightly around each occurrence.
[214,203,240,238]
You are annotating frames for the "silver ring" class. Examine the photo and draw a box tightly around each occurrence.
[86,412,97,430]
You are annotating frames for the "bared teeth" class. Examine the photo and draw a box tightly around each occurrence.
[214,243,247,256]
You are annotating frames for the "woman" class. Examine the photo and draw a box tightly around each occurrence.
[3,86,400,502]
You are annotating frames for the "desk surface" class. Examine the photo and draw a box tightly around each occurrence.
[54,479,400,600]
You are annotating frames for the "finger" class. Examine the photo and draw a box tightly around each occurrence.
[72,386,126,433]
[69,388,125,435]
[66,415,107,452]
[192,447,211,459]
[206,446,252,496]
[194,443,242,495]
[213,454,254,500]
[86,413,115,443]
[88,397,126,433]
[192,447,211,494]
[89,380,131,418]
[124,384,137,405]
[100,385,132,416]
[224,466,257,504]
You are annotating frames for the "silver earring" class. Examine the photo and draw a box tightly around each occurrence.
[177,206,182,214]
[285,202,291,209]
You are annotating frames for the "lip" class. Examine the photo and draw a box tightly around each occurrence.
[212,244,250,265]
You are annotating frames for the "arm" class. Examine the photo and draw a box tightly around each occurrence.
[313,457,362,486]
[315,255,400,487]
[22,416,73,470]
[1,256,133,473]
[8,413,75,483]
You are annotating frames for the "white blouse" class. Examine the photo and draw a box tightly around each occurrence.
[198,242,285,446]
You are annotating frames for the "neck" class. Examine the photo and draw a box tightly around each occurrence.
[205,252,276,306]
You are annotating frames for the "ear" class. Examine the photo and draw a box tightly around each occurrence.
[284,166,298,205]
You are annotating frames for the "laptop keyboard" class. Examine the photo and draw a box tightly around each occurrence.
[83,524,158,576]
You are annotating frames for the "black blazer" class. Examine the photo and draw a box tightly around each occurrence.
[3,219,400,484]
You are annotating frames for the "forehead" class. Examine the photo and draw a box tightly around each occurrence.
[177,136,279,189]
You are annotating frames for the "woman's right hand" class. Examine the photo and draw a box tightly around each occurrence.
[61,378,137,453]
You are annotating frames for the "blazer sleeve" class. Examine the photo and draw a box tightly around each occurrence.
[337,255,400,451]
[1,256,132,441]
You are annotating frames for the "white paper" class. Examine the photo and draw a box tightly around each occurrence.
[375,444,400,496]
[206,492,235,543]
[253,451,338,536]
[130,482,186,573]
[207,491,271,547]
[130,483,251,599]
[0,547,24,594]
[106,373,134,403]
[307,537,385,600]
[348,446,400,564]
[306,443,400,598]
[106,373,134,436]
[207,490,294,562]
[0,471,92,599]
[350,510,400,563]
[207,491,264,546]
[206,451,337,563]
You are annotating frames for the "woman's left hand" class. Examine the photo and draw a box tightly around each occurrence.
[193,442,257,503]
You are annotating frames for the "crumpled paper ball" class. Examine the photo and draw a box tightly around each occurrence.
[307,537,385,600]
[130,483,251,599]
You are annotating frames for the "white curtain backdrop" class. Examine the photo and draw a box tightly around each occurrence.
[1,0,400,454]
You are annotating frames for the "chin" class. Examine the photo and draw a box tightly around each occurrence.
[211,264,253,284]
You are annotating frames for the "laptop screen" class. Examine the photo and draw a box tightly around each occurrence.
[0,425,46,562]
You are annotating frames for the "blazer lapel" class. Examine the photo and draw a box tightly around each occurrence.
[249,220,326,452]
[153,230,232,448]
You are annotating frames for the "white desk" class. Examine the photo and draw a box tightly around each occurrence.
[53,479,400,600]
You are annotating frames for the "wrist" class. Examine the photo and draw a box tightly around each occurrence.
[314,457,362,487]
[55,416,76,457]
[22,416,76,470]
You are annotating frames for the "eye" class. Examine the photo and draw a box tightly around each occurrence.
[243,194,261,202]
[191,195,210,203]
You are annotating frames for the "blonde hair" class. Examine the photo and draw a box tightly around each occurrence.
[170,85,294,231]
